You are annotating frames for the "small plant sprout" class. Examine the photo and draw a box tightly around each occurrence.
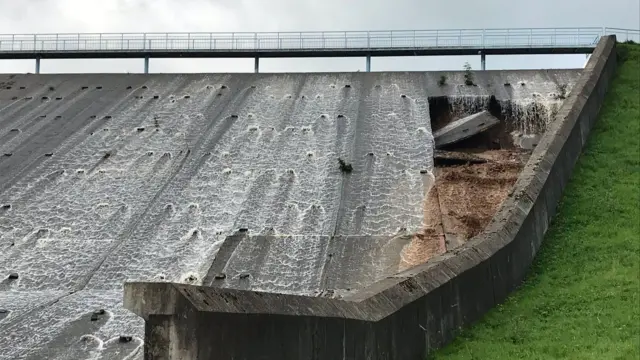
[463,62,475,86]
[438,75,447,86]
[555,83,569,99]
[338,158,353,173]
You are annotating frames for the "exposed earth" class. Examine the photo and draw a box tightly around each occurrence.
[399,148,528,270]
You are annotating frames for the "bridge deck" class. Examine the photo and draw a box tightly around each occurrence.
[0,27,611,59]
[0,47,597,59]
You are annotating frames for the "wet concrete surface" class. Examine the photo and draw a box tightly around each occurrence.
[0,70,581,359]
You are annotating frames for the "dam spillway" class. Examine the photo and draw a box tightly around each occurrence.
[0,69,581,359]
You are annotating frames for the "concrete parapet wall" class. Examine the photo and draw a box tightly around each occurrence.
[124,36,618,360]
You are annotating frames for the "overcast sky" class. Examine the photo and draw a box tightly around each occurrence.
[0,0,638,73]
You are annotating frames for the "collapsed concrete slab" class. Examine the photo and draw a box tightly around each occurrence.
[433,110,500,148]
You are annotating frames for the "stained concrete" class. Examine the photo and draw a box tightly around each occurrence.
[123,36,618,359]
[0,68,582,359]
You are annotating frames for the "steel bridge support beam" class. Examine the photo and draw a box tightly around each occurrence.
[144,56,149,74]
[35,57,41,74]
[480,52,486,71]
[366,55,371,72]
[254,57,259,73]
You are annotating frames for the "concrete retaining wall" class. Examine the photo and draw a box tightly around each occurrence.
[124,36,618,360]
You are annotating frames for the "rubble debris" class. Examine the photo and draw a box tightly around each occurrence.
[434,150,488,167]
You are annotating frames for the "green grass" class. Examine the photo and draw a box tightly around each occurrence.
[434,43,640,360]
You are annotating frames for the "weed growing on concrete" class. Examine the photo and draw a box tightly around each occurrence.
[555,83,569,99]
[463,62,474,86]
[338,158,353,173]
[438,75,448,86]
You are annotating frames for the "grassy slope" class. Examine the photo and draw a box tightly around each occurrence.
[435,44,640,360]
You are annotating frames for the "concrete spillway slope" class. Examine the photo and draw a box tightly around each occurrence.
[0,70,581,360]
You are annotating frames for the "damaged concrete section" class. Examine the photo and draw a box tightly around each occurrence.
[432,150,528,249]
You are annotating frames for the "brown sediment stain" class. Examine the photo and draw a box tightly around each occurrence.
[398,171,446,271]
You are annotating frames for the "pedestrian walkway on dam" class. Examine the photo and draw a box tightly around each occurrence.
[2,27,637,73]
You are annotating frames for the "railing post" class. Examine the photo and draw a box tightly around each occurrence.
[577,28,581,46]
[33,34,36,51]
[143,33,146,50]
[367,31,370,49]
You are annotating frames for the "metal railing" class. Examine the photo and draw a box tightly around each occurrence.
[0,27,624,54]
[604,27,640,43]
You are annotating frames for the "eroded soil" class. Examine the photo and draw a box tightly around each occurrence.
[399,149,528,270]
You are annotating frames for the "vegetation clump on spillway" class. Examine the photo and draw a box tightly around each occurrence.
[435,43,640,360]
